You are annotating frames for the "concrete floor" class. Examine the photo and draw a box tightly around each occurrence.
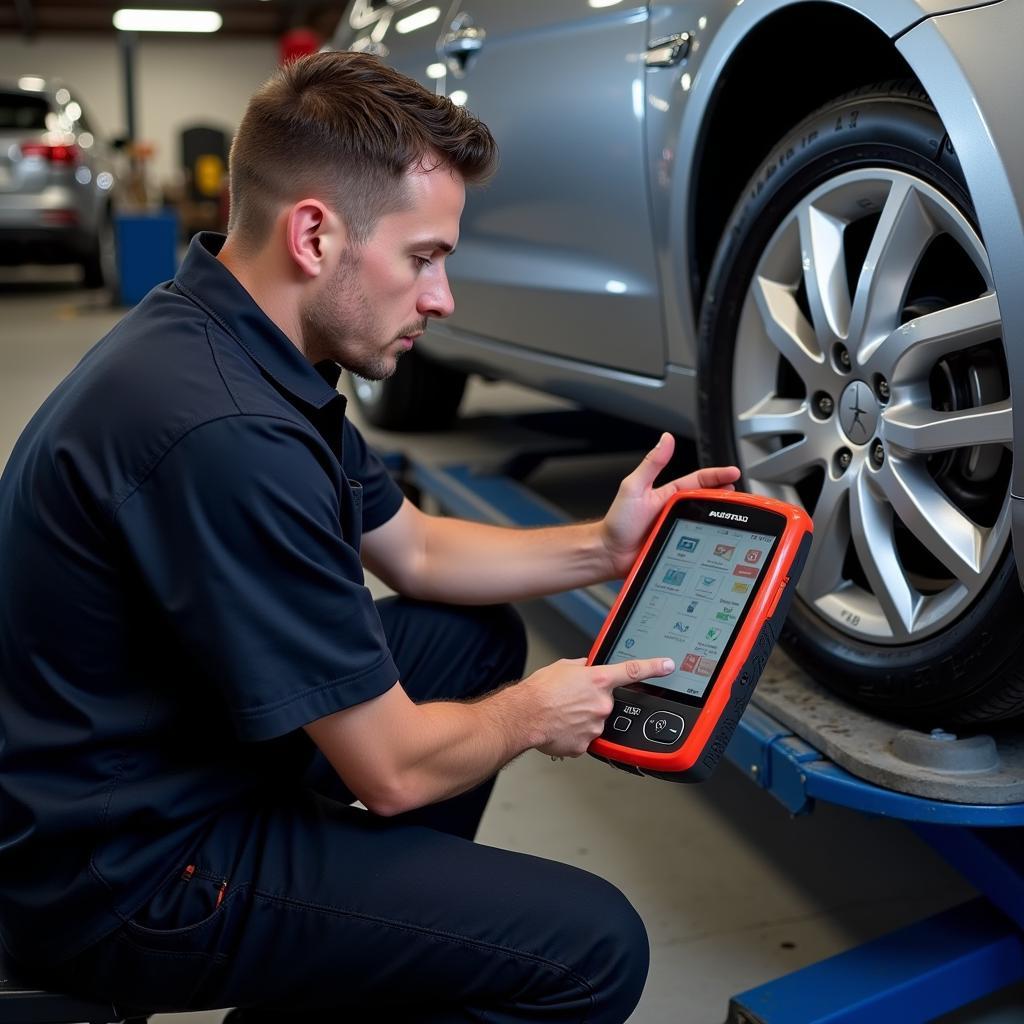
[1,267,1021,1023]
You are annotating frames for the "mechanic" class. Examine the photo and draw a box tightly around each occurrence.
[0,52,739,1022]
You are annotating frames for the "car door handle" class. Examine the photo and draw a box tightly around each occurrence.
[645,32,690,68]
[441,25,486,60]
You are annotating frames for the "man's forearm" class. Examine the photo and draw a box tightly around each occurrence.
[307,655,671,818]
[366,682,543,816]
[404,516,616,605]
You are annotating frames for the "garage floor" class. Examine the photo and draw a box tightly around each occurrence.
[1,269,1021,1023]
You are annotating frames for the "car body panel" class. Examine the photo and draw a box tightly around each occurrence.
[438,0,664,376]
[427,317,699,434]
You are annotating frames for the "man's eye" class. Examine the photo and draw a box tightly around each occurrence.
[413,256,432,269]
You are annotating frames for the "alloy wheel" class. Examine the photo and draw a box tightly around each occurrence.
[733,168,1011,644]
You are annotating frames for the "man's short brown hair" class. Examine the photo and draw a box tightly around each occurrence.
[227,51,498,250]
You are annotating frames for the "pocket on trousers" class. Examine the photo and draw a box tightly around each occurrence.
[107,866,246,1011]
[128,863,227,933]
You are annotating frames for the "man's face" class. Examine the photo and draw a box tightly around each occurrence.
[301,164,464,378]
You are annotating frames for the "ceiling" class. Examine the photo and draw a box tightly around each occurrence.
[1,1,344,40]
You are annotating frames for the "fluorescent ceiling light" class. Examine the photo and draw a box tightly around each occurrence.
[18,76,46,91]
[395,7,439,35]
[113,9,223,32]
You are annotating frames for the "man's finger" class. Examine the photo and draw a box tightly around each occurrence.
[658,465,741,500]
[629,432,675,490]
[693,465,741,489]
[595,657,675,689]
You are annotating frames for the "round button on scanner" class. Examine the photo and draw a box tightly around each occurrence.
[643,711,685,744]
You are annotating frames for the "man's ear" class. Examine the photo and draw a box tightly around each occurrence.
[284,200,347,278]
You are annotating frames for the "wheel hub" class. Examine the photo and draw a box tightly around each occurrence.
[838,381,880,446]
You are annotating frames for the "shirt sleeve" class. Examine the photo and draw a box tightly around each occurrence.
[114,414,400,742]
[341,417,405,532]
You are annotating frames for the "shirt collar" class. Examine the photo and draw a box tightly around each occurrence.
[173,232,343,411]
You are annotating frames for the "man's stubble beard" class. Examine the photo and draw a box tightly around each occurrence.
[301,251,424,382]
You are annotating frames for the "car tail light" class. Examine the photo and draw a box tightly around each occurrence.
[19,142,80,165]
[39,209,79,225]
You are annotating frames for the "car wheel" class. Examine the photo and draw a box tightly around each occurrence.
[698,81,1022,725]
[82,208,118,293]
[350,347,468,431]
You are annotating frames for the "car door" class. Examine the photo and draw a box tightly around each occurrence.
[434,1,664,376]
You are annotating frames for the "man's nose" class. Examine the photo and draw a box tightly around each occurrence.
[418,270,455,319]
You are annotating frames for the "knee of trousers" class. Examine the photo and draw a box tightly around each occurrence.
[529,871,650,1024]
[577,881,650,1024]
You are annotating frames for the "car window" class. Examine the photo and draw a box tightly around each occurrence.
[0,93,49,131]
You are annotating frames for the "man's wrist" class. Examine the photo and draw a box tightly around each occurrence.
[486,676,548,753]
[592,518,628,581]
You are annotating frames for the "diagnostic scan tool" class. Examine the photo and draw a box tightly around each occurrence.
[588,490,813,782]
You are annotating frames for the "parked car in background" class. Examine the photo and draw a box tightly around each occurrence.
[331,0,1024,728]
[0,76,118,291]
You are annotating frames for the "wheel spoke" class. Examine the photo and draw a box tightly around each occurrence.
[849,472,918,639]
[883,398,1012,454]
[797,204,850,348]
[799,477,850,602]
[735,396,809,440]
[882,292,1001,383]
[875,457,985,589]
[744,437,820,485]
[752,275,826,386]
[849,179,937,365]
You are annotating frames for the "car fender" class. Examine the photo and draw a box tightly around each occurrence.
[650,0,1003,372]
[895,2,1024,589]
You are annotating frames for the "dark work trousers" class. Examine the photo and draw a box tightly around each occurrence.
[45,598,650,1023]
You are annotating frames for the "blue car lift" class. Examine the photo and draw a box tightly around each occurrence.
[381,414,1024,1024]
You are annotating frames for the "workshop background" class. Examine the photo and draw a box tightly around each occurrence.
[2,1,1024,1022]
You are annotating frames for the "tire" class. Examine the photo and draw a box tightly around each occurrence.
[82,207,118,293]
[698,81,1023,725]
[350,347,467,431]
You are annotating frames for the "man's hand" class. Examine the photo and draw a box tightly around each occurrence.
[522,655,676,758]
[600,433,740,578]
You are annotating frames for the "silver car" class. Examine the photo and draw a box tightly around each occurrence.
[332,1,1024,727]
[0,76,118,290]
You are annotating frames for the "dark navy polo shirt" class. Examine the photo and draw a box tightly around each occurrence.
[0,232,405,965]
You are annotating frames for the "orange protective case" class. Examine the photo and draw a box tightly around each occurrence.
[587,489,813,777]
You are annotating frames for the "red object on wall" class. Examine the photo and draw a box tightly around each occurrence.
[279,27,321,65]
